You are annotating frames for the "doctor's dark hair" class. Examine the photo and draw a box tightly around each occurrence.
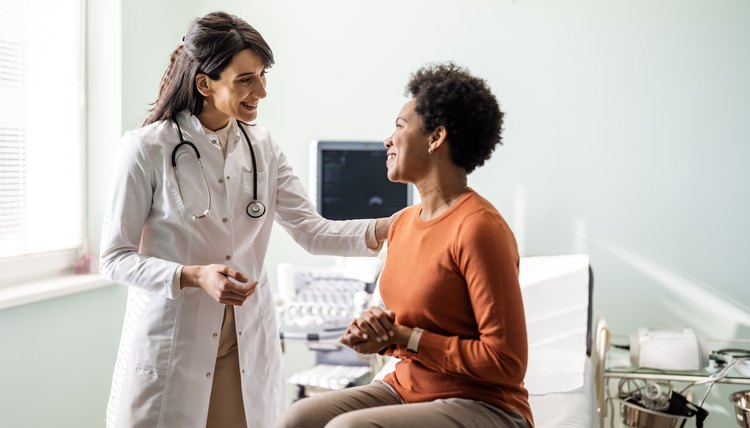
[406,62,503,174]
[144,11,274,125]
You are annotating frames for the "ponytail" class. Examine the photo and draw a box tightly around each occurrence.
[157,44,184,104]
[143,44,191,126]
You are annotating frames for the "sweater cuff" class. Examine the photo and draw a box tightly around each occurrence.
[365,219,384,253]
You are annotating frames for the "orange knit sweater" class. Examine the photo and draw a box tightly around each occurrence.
[380,188,533,427]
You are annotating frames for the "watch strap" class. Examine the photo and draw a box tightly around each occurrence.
[406,327,424,354]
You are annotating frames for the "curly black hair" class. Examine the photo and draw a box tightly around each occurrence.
[406,62,503,174]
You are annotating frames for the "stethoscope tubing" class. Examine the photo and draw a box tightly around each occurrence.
[238,124,266,218]
[171,117,266,219]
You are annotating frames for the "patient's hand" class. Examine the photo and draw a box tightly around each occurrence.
[355,307,396,342]
[340,332,392,354]
[339,307,397,354]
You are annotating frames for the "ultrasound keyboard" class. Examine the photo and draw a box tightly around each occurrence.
[277,270,371,341]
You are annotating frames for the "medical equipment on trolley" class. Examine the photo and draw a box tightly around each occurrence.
[629,328,706,371]
[171,118,266,219]
[277,139,411,398]
[275,262,379,399]
[616,377,709,428]
[275,264,376,341]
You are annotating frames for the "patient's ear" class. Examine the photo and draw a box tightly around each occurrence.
[428,126,448,153]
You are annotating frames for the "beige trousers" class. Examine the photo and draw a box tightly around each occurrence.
[206,305,247,428]
[275,381,530,428]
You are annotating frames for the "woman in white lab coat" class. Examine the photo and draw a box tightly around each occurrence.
[100,11,390,428]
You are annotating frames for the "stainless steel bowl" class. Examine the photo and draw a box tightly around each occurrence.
[730,390,750,428]
[620,399,689,428]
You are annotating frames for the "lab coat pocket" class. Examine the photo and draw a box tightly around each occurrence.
[163,168,193,227]
[118,364,166,427]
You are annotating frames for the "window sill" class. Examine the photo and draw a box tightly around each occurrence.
[0,273,112,310]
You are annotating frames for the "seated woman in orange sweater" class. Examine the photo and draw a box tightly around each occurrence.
[276,63,532,428]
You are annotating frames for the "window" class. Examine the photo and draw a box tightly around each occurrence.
[0,0,84,285]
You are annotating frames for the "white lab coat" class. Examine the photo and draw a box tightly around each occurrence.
[100,111,373,428]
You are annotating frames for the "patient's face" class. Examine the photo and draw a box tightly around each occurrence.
[384,99,431,184]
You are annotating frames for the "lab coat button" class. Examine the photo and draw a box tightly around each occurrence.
[225,255,231,260]
[212,332,218,338]
[222,218,228,223]
[226,176,230,180]
[218,178,224,184]
[206,372,211,378]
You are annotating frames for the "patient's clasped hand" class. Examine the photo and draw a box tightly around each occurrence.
[340,307,402,354]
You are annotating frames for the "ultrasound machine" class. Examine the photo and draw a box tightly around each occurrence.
[275,141,412,399]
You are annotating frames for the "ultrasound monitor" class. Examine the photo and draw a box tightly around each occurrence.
[309,141,412,220]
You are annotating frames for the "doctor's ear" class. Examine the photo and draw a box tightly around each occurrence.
[195,74,212,97]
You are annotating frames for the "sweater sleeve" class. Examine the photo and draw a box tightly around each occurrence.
[393,211,528,385]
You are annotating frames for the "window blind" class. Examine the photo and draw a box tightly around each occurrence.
[0,1,83,272]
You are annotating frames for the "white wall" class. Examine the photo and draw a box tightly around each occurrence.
[112,1,749,425]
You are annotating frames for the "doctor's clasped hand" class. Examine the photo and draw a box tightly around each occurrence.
[180,264,257,306]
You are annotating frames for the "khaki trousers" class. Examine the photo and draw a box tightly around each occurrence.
[275,381,530,428]
[206,305,247,428]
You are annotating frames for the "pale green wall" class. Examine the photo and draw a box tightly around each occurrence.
[1,1,747,427]
[0,286,128,427]
[120,1,201,131]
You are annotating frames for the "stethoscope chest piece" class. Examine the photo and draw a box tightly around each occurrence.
[247,200,266,218]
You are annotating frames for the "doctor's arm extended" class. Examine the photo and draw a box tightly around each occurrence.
[270,138,394,255]
[99,132,254,304]
[341,214,528,386]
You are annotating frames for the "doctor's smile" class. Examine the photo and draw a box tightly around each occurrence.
[240,102,258,111]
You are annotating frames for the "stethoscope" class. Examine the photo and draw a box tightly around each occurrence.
[171,118,266,219]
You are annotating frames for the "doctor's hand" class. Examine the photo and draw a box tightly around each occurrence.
[181,264,257,305]
[374,209,404,243]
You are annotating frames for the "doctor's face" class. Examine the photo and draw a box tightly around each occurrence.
[203,49,268,124]
[384,99,432,184]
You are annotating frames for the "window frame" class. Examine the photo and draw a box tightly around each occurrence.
[0,0,88,289]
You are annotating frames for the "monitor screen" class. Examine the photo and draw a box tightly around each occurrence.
[310,141,412,220]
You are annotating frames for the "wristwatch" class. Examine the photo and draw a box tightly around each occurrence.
[406,327,424,354]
